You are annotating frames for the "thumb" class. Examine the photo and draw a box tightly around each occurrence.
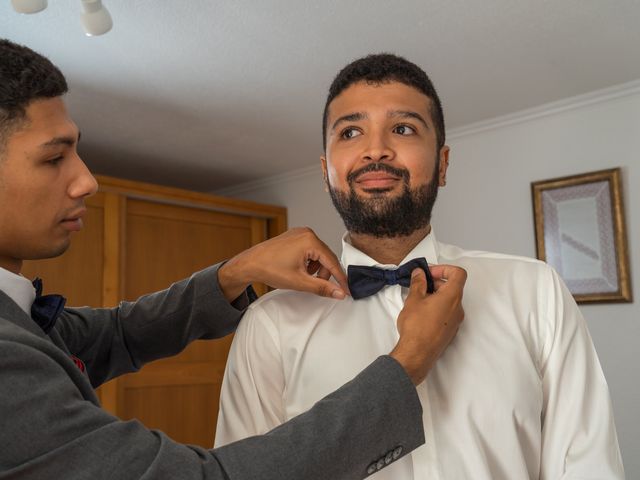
[408,268,427,297]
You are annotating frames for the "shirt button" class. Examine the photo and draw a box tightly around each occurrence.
[393,446,403,459]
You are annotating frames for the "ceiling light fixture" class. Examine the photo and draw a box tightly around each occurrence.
[11,0,113,36]
[80,0,113,36]
[11,0,47,14]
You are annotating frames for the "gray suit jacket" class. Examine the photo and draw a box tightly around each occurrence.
[0,264,424,479]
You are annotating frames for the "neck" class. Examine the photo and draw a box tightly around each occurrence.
[349,225,431,265]
[0,256,22,275]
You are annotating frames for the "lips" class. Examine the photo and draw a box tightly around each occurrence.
[61,208,87,223]
[354,171,401,189]
[59,208,87,232]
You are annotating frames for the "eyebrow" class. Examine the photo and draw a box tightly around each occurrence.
[331,112,368,133]
[39,131,81,149]
[388,110,429,128]
[330,110,430,133]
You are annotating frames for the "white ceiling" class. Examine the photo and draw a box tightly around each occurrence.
[2,1,640,192]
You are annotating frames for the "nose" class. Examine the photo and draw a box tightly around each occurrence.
[362,131,394,163]
[68,153,99,199]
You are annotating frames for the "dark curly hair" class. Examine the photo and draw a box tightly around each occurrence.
[0,39,68,156]
[322,53,445,152]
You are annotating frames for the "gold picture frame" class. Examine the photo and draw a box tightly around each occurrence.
[531,168,632,303]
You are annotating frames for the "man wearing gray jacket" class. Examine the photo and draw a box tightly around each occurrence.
[0,38,466,479]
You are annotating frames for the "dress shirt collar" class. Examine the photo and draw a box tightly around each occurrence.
[340,227,440,268]
[0,267,36,316]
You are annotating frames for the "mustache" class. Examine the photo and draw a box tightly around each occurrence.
[347,163,410,185]
[58,202,87,221]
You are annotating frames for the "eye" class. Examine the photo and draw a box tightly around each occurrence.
[393,124,416,136]
[340,127,362,140]
[45,156,64,166]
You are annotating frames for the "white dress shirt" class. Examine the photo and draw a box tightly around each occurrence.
[215,230,624,479]
[0,267,36,315]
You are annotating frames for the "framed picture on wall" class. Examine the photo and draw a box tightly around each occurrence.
[531,168,632,303]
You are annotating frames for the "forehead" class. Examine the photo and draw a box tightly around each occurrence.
[11,97,77,143]
[328,81,433,121]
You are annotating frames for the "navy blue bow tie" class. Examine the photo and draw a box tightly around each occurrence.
[31,278,66,334]
[347,257,435,300]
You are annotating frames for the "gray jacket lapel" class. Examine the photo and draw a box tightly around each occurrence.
[0,289,47,339]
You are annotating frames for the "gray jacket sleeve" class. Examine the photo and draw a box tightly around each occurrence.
[0,264,424,479]
[54,264,248,388]
[0,334,423,479]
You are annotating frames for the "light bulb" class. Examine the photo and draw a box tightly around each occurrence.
[11,0,47,14]
[80,0,113,36]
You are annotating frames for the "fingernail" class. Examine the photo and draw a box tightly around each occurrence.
[331,289,345,299]
[411,269,421,278]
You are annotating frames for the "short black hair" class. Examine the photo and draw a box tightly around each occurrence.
[322,53,445,152]
[0,39,68,156]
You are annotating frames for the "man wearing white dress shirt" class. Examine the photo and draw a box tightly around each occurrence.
[215,53,625,479]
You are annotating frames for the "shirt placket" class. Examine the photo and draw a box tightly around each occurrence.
[394,285,441,480]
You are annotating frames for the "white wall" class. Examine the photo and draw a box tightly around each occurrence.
[220,81,640,476]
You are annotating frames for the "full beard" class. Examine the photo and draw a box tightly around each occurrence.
[328,162,440,238]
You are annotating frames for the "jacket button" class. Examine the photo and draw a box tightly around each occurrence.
[384,451,394,464]
[376,458,385,470]
[367,463,377,475]
[393,446,403,459]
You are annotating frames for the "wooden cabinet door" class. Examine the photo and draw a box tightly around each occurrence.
[114,199,268,447]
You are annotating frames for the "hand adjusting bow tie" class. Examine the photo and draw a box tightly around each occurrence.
[31,278,66,334]
[347,257,435,300]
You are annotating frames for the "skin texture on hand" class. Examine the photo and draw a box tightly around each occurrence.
[390,264,467,385]
[217,227,350,303]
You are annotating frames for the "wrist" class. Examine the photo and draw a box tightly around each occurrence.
[389,349,424,386]
[389,346,426,386]
[218,258,250,303]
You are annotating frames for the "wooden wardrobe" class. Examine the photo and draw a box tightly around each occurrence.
[21,175,286,448]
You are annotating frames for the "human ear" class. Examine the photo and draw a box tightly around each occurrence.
[438,146,450,187]
[320,156,329,192]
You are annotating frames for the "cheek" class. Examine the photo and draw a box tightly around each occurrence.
[324,161,347,187]
[0,189,36,248]
[1,182,52,227]
[406,149,438,183]
[325,151,361,186]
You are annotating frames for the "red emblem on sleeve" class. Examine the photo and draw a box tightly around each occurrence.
[70,355,86,373]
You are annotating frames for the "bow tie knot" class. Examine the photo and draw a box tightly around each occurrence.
[347,257,435,300]
[31,278,66,334]
[383,269,400,286]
